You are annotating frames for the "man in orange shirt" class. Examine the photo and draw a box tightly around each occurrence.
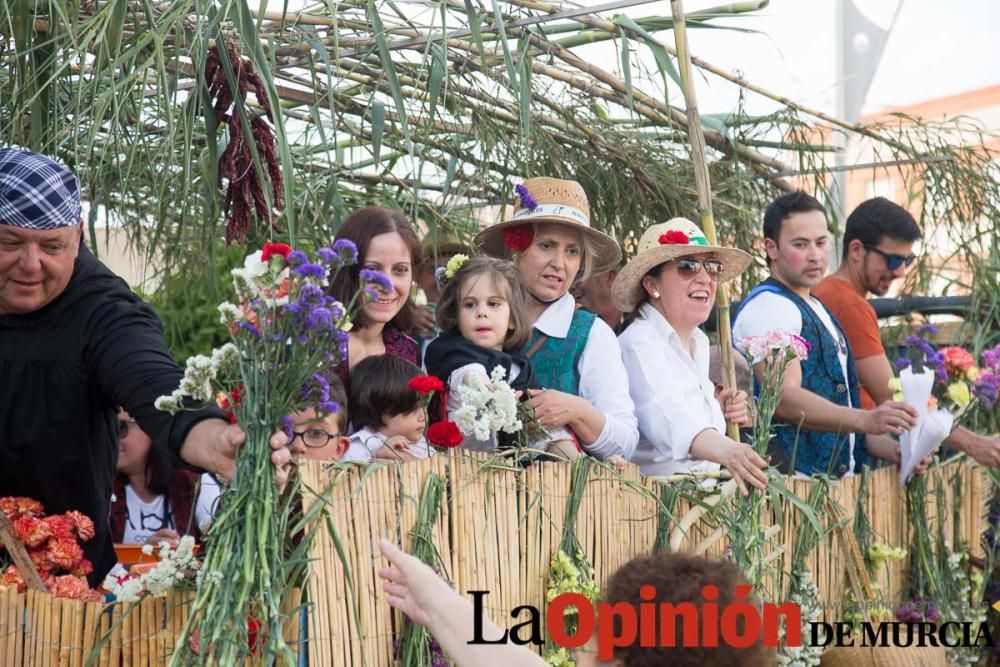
[815,197,1000,467]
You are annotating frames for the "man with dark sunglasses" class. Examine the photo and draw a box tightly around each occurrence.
[815,197,1000,467]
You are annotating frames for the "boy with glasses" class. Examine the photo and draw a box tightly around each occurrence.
[288,376,351,462]
[815,197,1000,467]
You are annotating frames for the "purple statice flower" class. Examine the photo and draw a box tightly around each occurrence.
[915,323,940,336]
[237,321,262,338]
[359,268,393,294]
[316,247,336,266]
[434,266,447,285]
[280,415,294,441]
[895,600,922,622]
[974,370,1000,408]
[292,262,326,280]
[309,307,334,329]
[362,286,380,303]
[332,239,359,265]
[301,373,331,403]
[895,356,912,371]
[514,183,538,211]
[287,250,308,268]
[316,401,339,416]
[924,603,939,623]
[983,344,1000,373]
[297,284,324,305]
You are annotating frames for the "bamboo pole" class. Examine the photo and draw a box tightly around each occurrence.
[669,0,741,440]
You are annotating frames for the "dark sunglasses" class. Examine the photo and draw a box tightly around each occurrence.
[864,244,917,271]
[670,257,724,280]
[291,428,341,448]
[117,418,137,438]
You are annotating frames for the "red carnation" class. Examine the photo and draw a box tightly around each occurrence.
[0,565,25,592]
[65,510,95,542]
[261,242,293,264]
[46,537,85,570]
[0,496,44,521]
[658,230,690,245]
[427,421,463,448]
[14,516,52,548]
[408,375,445,395]
[504,227,534,252]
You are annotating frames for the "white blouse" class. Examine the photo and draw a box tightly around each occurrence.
[531,293,639,460]
[618,303,723,478]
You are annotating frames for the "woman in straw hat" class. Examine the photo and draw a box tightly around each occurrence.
[613,219,768,495]
[475,177,638,462]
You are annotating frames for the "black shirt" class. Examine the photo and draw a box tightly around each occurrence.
[0,247,222,585]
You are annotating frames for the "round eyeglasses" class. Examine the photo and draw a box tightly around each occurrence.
[291,428,341,448]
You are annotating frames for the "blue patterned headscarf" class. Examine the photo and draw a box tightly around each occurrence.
[0,148,81,230]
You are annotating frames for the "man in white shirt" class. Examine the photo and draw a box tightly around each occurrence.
[733,191,918,477]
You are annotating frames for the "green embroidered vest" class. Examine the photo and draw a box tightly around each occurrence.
[523,308,597,394]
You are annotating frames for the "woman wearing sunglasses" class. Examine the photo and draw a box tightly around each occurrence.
[109,411,221,547]
[612,219,768,495]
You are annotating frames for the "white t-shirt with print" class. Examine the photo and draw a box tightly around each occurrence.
[121,473,221,545]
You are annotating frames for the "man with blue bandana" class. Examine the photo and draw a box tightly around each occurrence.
[0,148,292,586]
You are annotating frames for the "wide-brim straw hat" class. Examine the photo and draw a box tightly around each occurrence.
[474,177,622,273]
[611,217,752,312]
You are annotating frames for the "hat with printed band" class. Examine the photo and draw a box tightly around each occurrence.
[474,177,621,273]
[611,217,751,312]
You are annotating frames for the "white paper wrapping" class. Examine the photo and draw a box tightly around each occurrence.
[898,367,953,484]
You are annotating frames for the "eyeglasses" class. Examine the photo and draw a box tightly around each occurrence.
[864,244,917,271]
[291,428,341,448]
[669,257,724,280]
[117,418,137,439]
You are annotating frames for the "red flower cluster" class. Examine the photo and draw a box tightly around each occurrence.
[658,230,690,245]
[427,421,463,448]
[504,227,534,252]
[1,496,101,601]
[216,383,245,424]
[408,375,445,395]
[261,242,292,264]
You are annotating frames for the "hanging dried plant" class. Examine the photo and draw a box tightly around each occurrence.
[205,39,283,245]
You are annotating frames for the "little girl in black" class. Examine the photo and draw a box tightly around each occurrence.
[424,256,576,456]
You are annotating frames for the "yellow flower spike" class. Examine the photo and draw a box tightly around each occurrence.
[443,254,469,279]
[947,381,971,408]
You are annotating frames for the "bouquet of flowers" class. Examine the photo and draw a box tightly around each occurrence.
[0,496,101,601]
[892,326,997,482]
[729,330,809,594]
[103,536,202,602]
[737,329,811,456]
[153,240,377,664]
[453,365,523,442]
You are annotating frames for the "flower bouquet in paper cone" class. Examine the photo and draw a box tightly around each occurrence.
[892,326,995,483]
